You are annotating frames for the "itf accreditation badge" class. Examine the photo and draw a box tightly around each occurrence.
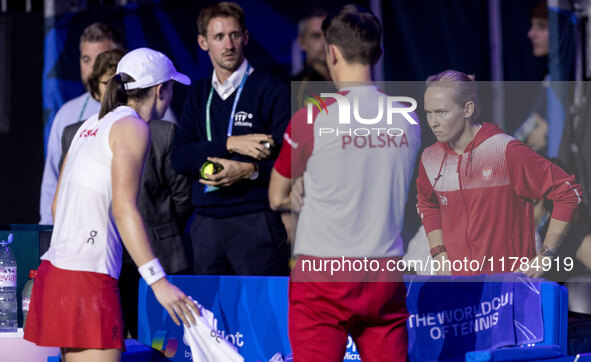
[204,185,219,193]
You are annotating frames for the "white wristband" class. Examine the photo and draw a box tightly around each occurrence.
[138,258,166,286]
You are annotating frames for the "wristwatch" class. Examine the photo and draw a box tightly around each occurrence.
[430,245,447,258]
[248,163,259,180]
[539,245,556,257]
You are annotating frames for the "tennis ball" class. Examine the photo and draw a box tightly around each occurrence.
[200,161,223,179]
[201,163,214,179]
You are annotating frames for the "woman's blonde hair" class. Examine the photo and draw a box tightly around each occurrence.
[426,69,480,121]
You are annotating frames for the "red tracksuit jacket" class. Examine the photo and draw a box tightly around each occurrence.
[417,122,582,275]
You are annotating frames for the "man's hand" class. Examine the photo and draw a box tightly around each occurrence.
[526,113,548,152]
[151,278,200,326]
[227,134,275,159]
[291,176,305,213]
[199,157,255,187]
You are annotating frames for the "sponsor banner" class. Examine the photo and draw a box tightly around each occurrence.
[138,276,292,361]
[405,274,543,361]
[139,274,543,361]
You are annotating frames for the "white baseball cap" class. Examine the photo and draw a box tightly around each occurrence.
[116,47,191,90]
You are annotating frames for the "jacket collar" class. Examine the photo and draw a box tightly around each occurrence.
[439,122,504,154]
[211,59,253,100]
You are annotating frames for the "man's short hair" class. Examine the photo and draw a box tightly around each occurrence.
[322,5,382,66]
[531,0,548,19]
[298,9,328,37]
[80,22,125,50]
[197,1,246,36]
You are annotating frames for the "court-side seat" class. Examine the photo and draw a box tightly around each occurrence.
[465,282,569,361]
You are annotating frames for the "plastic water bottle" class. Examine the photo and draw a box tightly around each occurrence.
[22,269,36,330]
[0,233,17,332]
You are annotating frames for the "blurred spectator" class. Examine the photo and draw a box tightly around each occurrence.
[287,9,332,244]
[293,9,332,110]
[39,22,125,225]
[59,49,126,171]
[514,0,549,153]
[293,9,330,83]
[171,2,290,276]
[528,0,549,58]
[60,49,193,338]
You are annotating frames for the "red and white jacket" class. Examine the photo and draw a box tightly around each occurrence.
[417,122,582,274]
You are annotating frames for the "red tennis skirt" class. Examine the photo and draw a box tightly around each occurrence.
[23,260,125,350]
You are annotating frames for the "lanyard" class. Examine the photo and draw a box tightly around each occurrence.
[205,62,251,141]
[77,94,90,123]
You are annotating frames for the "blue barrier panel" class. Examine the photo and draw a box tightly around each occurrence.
[138,274,561,361]
[405,274,545,361]
[138,275,292,361]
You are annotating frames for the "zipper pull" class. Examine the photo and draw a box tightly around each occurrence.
[456,155,462,173]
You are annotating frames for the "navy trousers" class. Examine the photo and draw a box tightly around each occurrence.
[190,210,290,276]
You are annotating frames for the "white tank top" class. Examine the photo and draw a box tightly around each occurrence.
[42,106,139,279]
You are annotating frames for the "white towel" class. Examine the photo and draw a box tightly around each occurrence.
[183,300,244,362]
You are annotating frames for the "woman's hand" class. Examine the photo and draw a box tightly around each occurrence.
[151,278,201,326]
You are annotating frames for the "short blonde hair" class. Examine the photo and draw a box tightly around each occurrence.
[426,69,480,121]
